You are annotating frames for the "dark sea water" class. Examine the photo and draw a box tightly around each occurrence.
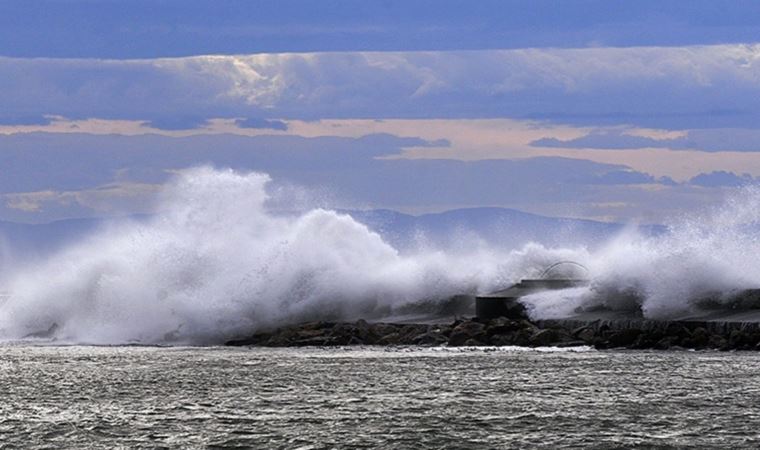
[2,345,760,449]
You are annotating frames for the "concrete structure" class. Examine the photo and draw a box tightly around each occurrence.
[475,279,589,320]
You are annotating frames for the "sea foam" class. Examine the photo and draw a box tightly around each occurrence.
[0,168,579,344]
[2,167,759,344]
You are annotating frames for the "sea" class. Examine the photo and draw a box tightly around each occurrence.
[2,345,760,449]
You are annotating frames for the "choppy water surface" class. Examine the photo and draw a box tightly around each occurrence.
[2,346,760,449]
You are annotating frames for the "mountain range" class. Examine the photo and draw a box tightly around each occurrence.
[0,207,663,260]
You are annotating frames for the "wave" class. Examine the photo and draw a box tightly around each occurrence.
[2,167,759,345]
[0,167,581,344]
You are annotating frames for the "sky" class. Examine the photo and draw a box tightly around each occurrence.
[2,1,760,224]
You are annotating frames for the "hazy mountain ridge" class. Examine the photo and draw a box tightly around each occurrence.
[0,207,662,259]
[345,207,663,251]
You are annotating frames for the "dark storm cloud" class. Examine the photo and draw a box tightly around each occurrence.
[2,0,760,58]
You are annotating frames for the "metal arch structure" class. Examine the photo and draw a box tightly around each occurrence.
[475,261,591,320]
[538,261,589,280]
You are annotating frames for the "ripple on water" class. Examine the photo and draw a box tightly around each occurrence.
[1,345,760,448]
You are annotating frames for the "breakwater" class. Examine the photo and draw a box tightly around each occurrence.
[225,316,760,350]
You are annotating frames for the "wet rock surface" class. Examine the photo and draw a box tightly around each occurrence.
[225,316,760,350]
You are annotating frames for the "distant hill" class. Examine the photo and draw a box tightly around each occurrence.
[0,208,664,259]
[345,207,664,251]
[0,217,103,257]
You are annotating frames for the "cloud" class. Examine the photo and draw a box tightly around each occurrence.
[3,183,160,216]
[146,116,210,131]
[0,132,447,195]
[688,171,757,187]
[532,130,693,150]
[3,1,760,58]
[235,118,288,130]
[0,131,703,224]
[531,128,760,152]
[581,170,657,185]
[3,44,760,128]
[4,191,59,212]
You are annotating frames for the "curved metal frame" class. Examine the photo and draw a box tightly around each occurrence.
[539,261,589,280]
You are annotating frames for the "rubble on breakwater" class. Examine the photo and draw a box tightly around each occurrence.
[225,316,760,351]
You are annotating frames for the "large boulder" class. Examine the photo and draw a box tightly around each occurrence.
[728,329,750,349]
[294,336,334,347]
[606,329,642,348]
[399,324,429,343]
[489,334,513,346]
[655,336,679,350]
[510,328,534,346]
[448,321,486,346]
[376,332,402,346]
[328,323,366,345]
[300,321,336,331]
[574,327,596,343]
[529,329,560,347]
[681,327,709,349]
[412,331,448,346]
[485,317,521,337]
[709,334,728,350]
[631,331,664,349]
[370,323,399,338]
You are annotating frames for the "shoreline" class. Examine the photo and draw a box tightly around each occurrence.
[225,316,760,351]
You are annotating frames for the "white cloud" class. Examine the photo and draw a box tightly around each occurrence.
[2,44,760,126]
[3,184,160,215]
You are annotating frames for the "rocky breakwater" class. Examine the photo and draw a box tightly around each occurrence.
[226,316,760,350]
[224,317,583,348]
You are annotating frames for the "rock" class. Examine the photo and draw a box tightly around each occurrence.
[325,324,355,345]
[353,319,373,341]
[529,329,560,347]
[511,328,534,346]
[463,338,486,346]
[376,332,402,346]
[655,336,678,350]
[485,317,520,336]
[347,336,364,346]
[227,318,760,351]
[606,329,641,348]
[708,334,728,350]
[297,329,327,340]
[412,331,448,346]
[266,333,295,347]
[729,329,748,349]
[519,320,539,332]
[294,336,334,347]
[664,323,692,340]
[300,321,336,331]
[747,332,760,348]
[448,321,486,346]
[370,323,399,337]
[489,334,513,346]
[432,325,452,337]
[555,329,575,343]
[630,331,664,349]
[225,332,270,346]
[575,327,596,343]
[399,324,428,340]
[689,327,710,348]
